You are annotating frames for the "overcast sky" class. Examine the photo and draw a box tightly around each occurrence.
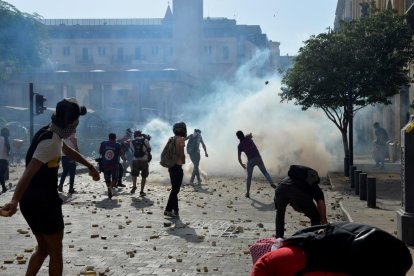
[5,0,337,55]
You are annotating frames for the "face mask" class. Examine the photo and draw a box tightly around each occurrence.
[50,121,78,139]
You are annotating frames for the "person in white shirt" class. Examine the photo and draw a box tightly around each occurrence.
[0,98,100,276]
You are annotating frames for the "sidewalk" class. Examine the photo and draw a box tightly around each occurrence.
[328,159,414,275]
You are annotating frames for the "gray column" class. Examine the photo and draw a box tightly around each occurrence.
[397,115,414,245]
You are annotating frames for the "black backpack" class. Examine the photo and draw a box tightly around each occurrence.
[132,138,146,158]
[283,222,412,276]
[288,165,320,186]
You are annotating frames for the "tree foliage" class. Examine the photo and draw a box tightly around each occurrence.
[0,1,46,79]
[280,8,414,156]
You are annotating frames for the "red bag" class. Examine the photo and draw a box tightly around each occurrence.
[249,237,277,264]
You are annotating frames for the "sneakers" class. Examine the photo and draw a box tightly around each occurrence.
[130,187,137,194]
[270,183,276,189]
[117,183,126,188]
[1,187,7,193]
[140,191,146,197]
[164,210,179,218]
[68,189,77,194]
[245,192,250,198]
[107,187,113,199]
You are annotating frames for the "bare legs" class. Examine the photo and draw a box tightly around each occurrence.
[26,230,63,276]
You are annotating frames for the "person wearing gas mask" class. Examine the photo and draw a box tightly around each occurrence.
[0,98,100,276]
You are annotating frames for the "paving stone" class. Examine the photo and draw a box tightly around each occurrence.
[0,166,346,275]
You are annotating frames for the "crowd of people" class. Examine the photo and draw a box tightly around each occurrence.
[0,97,410,275]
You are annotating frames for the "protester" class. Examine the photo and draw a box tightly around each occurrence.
[130,130,151,196]
[119,128,133,175]
[58,131,79,193]
[186,129,208,185]
[373,122,389,169]
[117,162,126,188]
[0,98,100,276]
[164,122,186,218]
[0,127,10,193]
[251,222,412,276]
[99,133,123,199]
[274,165,327,239]
[236,131,275,198]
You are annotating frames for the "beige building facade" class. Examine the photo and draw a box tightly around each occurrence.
[0,0,290,132]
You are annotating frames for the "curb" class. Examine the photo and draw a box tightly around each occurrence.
[327,173,353,223]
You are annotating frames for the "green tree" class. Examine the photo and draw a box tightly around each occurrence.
[0,1,46,79]
[280,8,414,161]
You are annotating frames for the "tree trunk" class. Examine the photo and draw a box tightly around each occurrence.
[341,125,349,176]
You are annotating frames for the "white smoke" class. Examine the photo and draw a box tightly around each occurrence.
[143,50,343,178]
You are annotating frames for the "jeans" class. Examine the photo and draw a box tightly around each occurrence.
[246,155,273,193]
[189,152,201,183]
[165,164,183,213]
[59,156,76,191]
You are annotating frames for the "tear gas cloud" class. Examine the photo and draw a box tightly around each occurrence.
[143,50,343,178]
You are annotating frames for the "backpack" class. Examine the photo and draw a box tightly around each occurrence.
[160,137,178,168]
[282,222,412,276]
[132,138,146,158]
[186,135,198,154]
[288,165,320,186]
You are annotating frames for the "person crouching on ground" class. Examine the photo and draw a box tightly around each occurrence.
[274,165,327,238]
[0,98,100,276]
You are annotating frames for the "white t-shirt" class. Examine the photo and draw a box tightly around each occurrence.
[32,132,62,168]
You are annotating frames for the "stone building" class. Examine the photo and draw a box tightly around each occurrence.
[0,0,289,129]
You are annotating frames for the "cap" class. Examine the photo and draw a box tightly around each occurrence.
[53,98,87,127]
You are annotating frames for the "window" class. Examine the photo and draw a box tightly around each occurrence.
[151,46,159,56]
[82,48,88,61]
[204,45,212,55]
[98,47,105,57]
[135,47,141,60]
[223,46,229,60]
[117,48,124,60]
[63,47,70,56]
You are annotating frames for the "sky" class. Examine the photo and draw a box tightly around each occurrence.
[5,0,337,56]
